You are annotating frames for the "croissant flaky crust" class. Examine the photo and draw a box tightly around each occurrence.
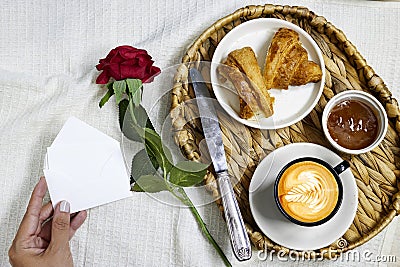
[218,47,274,119]
[263,28,323,89]
[217,28,322,120]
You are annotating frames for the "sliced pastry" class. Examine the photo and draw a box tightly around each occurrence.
[218,47,274,119]
[263,28,323,90]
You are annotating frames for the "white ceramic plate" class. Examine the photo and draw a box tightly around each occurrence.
[249,143,358,250]
[210,18,325,129]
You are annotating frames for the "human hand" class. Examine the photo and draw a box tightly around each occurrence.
[8,177,87,267]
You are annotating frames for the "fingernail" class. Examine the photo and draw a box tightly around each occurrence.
[60,200,70,213]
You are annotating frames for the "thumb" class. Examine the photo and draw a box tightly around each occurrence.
[49,200,71,251]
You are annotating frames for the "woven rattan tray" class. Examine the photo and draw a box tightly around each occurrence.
[171,4,400,258]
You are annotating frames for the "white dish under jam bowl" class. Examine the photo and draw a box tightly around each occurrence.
[322,90,388,155]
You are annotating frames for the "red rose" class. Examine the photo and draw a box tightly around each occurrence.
[96,45,160,84]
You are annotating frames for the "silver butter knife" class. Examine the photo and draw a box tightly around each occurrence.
[189,68,252,261]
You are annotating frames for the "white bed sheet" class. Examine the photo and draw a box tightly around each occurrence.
[0,0,399,266]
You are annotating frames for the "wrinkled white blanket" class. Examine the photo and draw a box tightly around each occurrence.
[0,0,399,266]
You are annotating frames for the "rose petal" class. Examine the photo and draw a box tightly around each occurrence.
[96,45,160,83]
[117,45,135,52]
[120,63,146,80]
[120,47,140,59]
[109,52,124,64]
[96,71,110,84]
[96,58,108,70]
[103,48,118,62]
[107,63,122,81]
[142,66,161,83]
[136,54,152,65]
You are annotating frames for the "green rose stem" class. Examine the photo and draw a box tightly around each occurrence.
[109,79,232,267]
[138,134,232,266]
[153,134,232,267]
[171,187,232,267]
[95,48,232,264]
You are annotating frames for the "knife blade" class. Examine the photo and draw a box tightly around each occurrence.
[189,68,252,261]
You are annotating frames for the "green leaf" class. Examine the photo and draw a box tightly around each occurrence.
[144,128,173,173]
[126,78,142,94]
[118,99,129,130]
[131,174,168,193]
[131,182,145,192]
[146,148,159,170]
[130,149,159,184]
[169,161,208,187]
[99,87,114,108]
[146,117,155,130]
[113,80,127,105]
[121,103,150,142]
[134,104,150,129]
[126,79,142,106]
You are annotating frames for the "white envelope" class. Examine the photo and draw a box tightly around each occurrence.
[44,117,132,213]
[51,116,120,147]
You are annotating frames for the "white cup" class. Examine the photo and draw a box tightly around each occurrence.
[322,90,388,154]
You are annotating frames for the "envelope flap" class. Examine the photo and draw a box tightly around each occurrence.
[52,117,119,147]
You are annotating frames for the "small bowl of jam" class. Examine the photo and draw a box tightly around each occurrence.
[322,90,388,154]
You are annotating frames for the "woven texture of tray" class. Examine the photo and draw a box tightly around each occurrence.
[170,4,400,257]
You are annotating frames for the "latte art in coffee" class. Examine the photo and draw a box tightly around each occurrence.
[277,161,339,223]
[284,171,328,212]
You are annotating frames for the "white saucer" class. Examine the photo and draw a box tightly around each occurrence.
[249,143,358,250]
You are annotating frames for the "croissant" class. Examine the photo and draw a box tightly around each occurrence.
[218,47,274,119]
[263,28,322,90]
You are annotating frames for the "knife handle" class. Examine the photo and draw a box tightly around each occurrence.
[217,170,252,261]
